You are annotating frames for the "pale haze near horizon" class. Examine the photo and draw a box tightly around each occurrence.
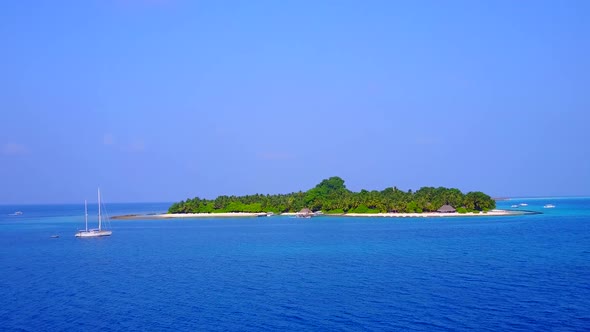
[1,0,589,204]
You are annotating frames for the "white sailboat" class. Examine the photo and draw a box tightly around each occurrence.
[75,188,112,238]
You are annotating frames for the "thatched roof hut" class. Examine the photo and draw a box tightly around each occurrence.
[296,208,313,218]
[437,205,456,213]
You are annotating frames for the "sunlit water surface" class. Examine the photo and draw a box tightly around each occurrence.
[1,199,589,331]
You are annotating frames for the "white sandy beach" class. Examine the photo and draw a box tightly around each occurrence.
[114,209,525,220]
[151,212,266,218]
[338,209,522,217]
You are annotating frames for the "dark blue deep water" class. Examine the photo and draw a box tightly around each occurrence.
[1,198,589,331]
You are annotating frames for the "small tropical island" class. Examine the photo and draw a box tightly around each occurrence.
[157,176,512,218]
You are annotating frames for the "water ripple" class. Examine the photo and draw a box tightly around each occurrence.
[2,202,590,331]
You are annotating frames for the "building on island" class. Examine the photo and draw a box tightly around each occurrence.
[437,205,456,213]
[296,208,313,218]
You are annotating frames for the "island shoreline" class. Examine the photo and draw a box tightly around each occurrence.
[112,209,536,220]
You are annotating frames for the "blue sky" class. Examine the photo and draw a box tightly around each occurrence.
[1,0,588,203]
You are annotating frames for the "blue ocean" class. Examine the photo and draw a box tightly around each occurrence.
[1,198,589,331]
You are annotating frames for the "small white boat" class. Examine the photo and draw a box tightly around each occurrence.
[8,211,23,216]
[519,203,528,206]
[544,204,556,208]
[75,189,112,238]
[257,212,274,217]
[511,205,519,208]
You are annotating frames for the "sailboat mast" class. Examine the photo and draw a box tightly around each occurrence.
[98,188,102,231]
[85,200,88,232]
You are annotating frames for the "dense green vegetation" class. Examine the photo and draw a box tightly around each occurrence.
[168,177,496,214]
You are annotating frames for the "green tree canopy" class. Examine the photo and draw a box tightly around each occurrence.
[168,177,496,214]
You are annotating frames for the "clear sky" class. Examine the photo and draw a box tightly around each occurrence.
[1,0,588,204]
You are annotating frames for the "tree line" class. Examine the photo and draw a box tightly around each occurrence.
[168,176,496,214]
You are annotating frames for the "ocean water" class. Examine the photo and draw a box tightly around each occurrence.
[1,198,589,331]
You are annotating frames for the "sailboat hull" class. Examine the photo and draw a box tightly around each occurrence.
[75,230,112,237]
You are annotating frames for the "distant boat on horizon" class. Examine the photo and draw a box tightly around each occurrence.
[8,211,23,216]
[75,188,112,238]
[544,204,556,209]
[511,205,519,208]
[519,203,528,206]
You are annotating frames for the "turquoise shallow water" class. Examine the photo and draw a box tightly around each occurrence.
[1,199,589,331]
